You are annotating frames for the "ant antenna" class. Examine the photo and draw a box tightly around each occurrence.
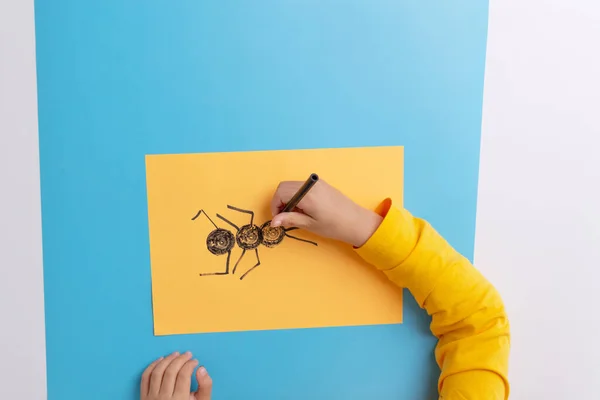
[284,232,318,246]
[191,210,219,229]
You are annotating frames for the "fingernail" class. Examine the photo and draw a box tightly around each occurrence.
[271,219,281,227]
[185,351,192,357]
[198,366,207,376]
[173,351,180,356]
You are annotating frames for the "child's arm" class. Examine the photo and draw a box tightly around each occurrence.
[355,199,510,400]
[271,181,510,400]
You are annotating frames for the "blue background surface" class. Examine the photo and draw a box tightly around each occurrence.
[35,1,488,399]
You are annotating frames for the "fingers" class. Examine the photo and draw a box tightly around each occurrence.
[271,211,314,229]
[148,352,180,396]
[270,181,304,216]
[173,358,199,396]
[140,356,164,398]
[159,352,193,396]
[194,366,213,400]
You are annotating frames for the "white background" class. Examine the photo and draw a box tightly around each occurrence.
[2,0,599,398]
[0,0,47,399]
[475,0,600,398]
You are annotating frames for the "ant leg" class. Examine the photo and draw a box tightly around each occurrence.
[199,251,231,276]
[191,210,219,229]
[284,232,318,246]
[227,205,254,225]
[232,249,246,275]
[284,227,299,232]
[216,213,240,231]
[240,249,261,280]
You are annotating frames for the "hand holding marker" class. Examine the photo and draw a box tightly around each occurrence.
[278,173,320,214]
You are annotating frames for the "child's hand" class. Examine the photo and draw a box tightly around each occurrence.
[141,352,212,400]
[270,179,383,247]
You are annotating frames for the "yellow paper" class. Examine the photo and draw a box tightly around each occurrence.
[145,146,404,335]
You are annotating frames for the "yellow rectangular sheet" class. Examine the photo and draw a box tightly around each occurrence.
[145,146,404,335]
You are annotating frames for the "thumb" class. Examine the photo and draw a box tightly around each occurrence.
[271,211,314,230]
[193,366,212,400]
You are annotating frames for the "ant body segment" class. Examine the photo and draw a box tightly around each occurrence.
[192,205,318,280]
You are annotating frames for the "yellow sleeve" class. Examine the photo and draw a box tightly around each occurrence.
[355,199,510,400]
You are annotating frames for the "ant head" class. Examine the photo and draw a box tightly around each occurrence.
[260,221,285,248]
[206,228,235,255]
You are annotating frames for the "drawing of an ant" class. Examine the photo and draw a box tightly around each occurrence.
[191,205,318,280]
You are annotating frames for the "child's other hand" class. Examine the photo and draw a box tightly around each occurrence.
[270,179,383,247]
[141,352,212,400]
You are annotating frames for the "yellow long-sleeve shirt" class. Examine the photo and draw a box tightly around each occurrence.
[355,199,510,399]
